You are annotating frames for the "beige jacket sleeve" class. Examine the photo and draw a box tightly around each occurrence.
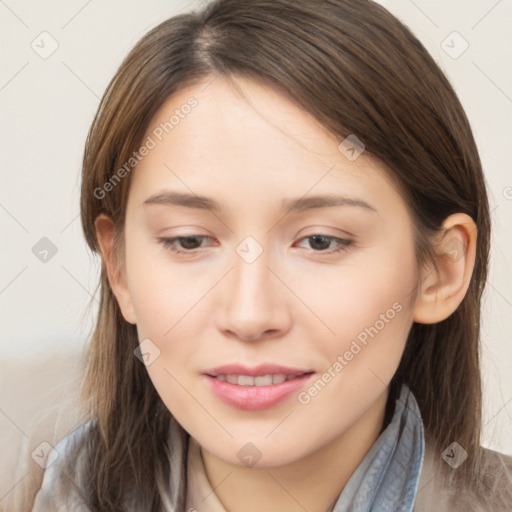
[415,444,512,511]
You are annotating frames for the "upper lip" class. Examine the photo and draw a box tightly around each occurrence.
[204,364,314,377]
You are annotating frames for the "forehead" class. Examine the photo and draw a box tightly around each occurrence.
[128,74,404,215]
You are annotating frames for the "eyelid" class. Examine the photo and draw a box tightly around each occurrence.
[157,235,214,254]
[157,232,354,256]
[295,234,353,254]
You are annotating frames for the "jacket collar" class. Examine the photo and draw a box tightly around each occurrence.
[330,383,424,511]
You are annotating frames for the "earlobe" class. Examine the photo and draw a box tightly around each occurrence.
[413,213,477,324]
[94,214,137,325]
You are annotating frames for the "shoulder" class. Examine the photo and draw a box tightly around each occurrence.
[415,443,512,512]
[475,446,512,496]
[30,420,94,512]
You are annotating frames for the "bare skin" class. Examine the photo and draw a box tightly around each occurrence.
[96,74,477,511]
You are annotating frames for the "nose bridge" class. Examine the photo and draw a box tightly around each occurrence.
[217,234,289,340]
[231,234,276,312]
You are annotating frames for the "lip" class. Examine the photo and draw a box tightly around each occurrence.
[204,363,313,378]
[203,365,315,411]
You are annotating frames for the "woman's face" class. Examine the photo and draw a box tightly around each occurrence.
[119,74,420,466]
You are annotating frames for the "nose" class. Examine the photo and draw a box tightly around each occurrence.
[215,241,292,343]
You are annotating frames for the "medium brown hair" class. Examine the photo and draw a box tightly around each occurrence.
[76,0,489,509]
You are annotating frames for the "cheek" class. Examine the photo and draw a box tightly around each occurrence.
[124,243,201,413]
[312,247,415,329]
[124,238,201,335]
[123,238,210,400]
[306,243,417,380]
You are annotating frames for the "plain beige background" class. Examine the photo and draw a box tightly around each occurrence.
[1,0,511,508]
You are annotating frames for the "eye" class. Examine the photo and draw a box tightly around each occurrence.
[158,233,353,256]
[158,235,214,254]
[295,234,353,254]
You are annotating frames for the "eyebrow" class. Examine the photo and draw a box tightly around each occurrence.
[143,191,377,214]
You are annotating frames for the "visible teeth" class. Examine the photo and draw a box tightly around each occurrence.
[214,373,296,386]
[255,375,273,386]
[227,375,238,384]
[272,374,287,384]
[238,375,255,386]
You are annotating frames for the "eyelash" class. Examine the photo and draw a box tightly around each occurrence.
[157,234,353,256]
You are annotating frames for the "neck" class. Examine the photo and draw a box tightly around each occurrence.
[200,388,390,512]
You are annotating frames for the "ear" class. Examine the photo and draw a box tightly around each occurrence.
[413,213,477,324]
[94,213,137,325]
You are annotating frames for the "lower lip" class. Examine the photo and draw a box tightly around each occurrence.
[204,373,315,411]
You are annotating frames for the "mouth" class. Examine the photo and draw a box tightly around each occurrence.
[203,365,315,410]
[207,372,312,386]
[204,363,314,384]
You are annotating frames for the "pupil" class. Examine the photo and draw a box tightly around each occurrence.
[181,236,200,249]
[310,235,329,250]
